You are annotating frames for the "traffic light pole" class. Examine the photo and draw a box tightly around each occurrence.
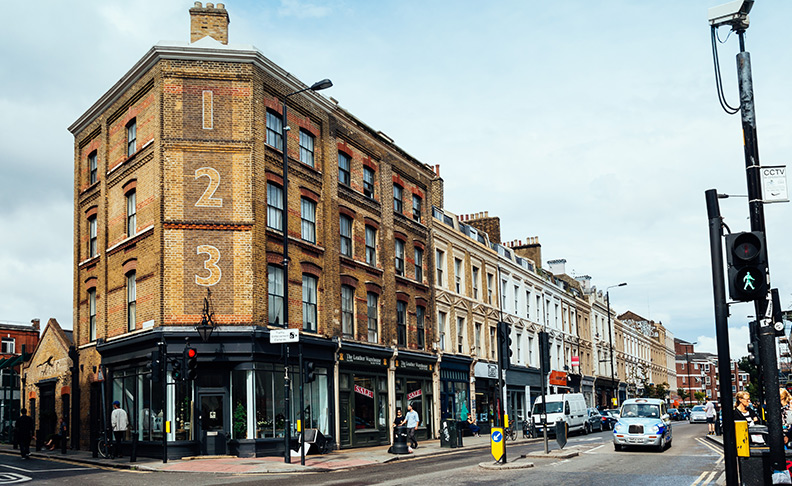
[160,341,168,464]
[735,30,785,472]
[299,342,305,466]
[705,189,738,486]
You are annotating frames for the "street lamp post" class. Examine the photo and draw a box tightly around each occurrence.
[607,283,627,408]
[279,78,332,465]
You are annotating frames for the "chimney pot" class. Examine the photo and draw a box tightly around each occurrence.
[206,2,214,7]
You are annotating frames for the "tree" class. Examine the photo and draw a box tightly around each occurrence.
[694,391,707,403]
[737,356,760,400]
[678,388,690,402]
[642,381,670,400]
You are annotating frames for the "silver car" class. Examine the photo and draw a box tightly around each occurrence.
[689,405,708,423]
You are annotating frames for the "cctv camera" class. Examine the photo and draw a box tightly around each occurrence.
[708,0,754,28]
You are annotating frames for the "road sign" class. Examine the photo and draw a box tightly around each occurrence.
[270,329,299,344]
[491,427,504,462]
[761,165,788,203]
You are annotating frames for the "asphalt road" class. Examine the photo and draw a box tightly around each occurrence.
[0,421,724,485]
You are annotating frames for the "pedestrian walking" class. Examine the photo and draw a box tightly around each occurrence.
[405,404,420,449]
[110,400,128,458]
[704,400,716,435]
[15,408,33,459]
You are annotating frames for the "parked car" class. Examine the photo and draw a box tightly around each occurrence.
[585,408,603,433]
[689,405,708,423]
[668,408,681,421]
[678,407,691,420]
[613,398,672,452]
[601,409,619,430]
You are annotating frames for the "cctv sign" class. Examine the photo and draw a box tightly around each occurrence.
[761,166,788,203]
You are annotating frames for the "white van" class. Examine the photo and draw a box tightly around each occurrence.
[531,393,588,435]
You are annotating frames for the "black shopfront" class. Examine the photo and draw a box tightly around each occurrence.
[96,327,336,460]
[439,355,472,421]
[394,350,436,441]
[337,343,391,449]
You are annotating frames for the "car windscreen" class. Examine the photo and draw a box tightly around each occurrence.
[533,401,563,414]
[692,406,705,411]
[620,403,661,419]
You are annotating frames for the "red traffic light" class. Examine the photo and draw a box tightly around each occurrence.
[187,348,197,359]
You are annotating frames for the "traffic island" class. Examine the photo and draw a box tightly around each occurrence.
[522,448,580,459]
[479,459,534,470]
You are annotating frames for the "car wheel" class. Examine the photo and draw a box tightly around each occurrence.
[614,443,623,451]
[584,423,590,435]
[656,435,666,453]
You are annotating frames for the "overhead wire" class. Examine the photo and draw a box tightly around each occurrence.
[711,26,740,115]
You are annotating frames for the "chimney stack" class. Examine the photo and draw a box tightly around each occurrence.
[190,2,230,45]
[31,318,40,331]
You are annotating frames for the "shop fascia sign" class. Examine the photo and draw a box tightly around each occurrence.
[339,352,388,367]
[395,359,433,372]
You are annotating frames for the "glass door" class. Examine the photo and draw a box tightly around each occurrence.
[199,393,228,455]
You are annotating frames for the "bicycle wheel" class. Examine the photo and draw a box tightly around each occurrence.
[97,438,110,459]
[510,428,517,441]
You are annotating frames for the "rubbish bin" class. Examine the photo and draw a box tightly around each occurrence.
[440,420,458,448]
[456,421,464,447]
[389,426,410,454]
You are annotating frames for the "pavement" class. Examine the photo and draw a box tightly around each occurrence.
[0,434,559,474]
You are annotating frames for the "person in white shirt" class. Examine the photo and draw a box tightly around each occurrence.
[704,400,716,435]
[111,400,129,458]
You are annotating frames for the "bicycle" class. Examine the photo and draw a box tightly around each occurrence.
[97,429,111,459]
[503,424,518,441]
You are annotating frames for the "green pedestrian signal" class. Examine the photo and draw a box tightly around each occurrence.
[725,232,767,302]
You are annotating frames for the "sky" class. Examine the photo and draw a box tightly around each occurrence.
[2,0,791,361]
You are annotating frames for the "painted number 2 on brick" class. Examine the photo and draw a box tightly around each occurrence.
[196,245,221,286]
[194,167,223,208]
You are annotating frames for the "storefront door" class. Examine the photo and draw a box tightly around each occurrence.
[199,393,228,455]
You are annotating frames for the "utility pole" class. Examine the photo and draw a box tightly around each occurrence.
[734,28,785,473]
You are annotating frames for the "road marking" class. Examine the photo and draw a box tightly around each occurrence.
[583,445,605,454]
[0,472,31,484]
[0,464,90,474]
[691,470,720,486]
[696,438,724,458]
[691,471,707,486]
[550,459,570,467]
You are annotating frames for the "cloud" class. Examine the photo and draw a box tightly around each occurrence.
[696,325,750,361]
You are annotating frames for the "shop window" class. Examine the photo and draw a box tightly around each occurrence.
[112,367,168,442]
[353,376,387,430]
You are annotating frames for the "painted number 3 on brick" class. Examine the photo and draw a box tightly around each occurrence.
[196,245,221,286]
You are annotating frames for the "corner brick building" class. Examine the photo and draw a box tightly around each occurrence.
[67,3,439,458]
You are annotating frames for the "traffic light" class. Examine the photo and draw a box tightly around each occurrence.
[497,321,513,370]
[184,347,198,380]
[538,331,551,375]
[172,357,183,381]
[726,231,768,302]
[304,361,316,384]
[747,320,761,366]
[146,349,161,382]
